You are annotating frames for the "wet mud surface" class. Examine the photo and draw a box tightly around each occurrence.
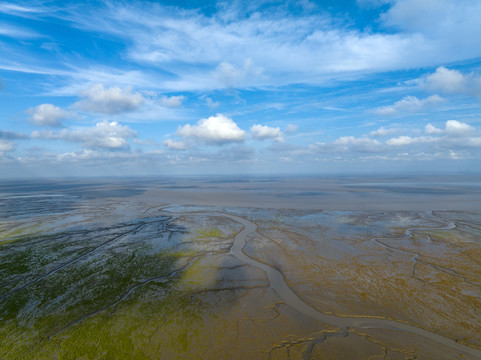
[0,178,480,359]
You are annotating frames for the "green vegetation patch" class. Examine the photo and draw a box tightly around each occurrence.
[0,217,195,359]
[196,227,223,238]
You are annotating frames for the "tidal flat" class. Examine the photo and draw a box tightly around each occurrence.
[0,176,480,359]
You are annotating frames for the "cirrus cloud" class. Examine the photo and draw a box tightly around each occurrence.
[53,0,480,92]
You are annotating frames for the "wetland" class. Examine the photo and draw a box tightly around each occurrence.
[0,176,480,359]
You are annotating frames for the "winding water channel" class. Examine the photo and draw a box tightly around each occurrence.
[194,211,481,358]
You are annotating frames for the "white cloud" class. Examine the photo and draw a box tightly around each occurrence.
[388,120,478,147]
[382,0,481,60]
[425,120,474,136]
[213,59,264,88]
[334,136,382,152]
[386,135,418,146]
[445,120,474,135]
[163,139,187,150]
[306,118,481,163]
[27,104,69,127]
[371,126,397,137]
[310,136,383,154]
[423,67,467,94]
[425,123,443,135]
[177,114,246,145]
[70,121,136,150]
[32,120,136,150]
[250,124,283,142]
[285,124,299,134]
[204,97,220,109]
[159,95,185,108]
[47,1,475,91]
[214,62,240,87]
[375,94,443,116]
[419,66,481,98]
[447,150,471,160]
[5,1,481,93]
[0,4,42,15]
[74,84,144,114]
[0,24,41,39]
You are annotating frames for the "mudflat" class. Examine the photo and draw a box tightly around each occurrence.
[1,177,480,359]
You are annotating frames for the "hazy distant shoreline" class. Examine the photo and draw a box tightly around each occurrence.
[1,175,480,211]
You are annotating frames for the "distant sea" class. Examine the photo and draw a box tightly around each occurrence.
[1,175,481,211]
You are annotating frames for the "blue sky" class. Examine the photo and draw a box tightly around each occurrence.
[1,0,481,177]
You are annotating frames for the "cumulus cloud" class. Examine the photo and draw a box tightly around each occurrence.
[425,123,443,135]
[70,121,136,150]
[74,84,144,114]
[425,120,474,136]
[163,138,187,150]
[250,124,283,142]
[420,66,481,98]
[27,103,69,127]
[177,113,245,144]
[375,94,443,116]
[159,95,185,108]
[445,120,474,135]
[423,67,467,94]
[308,119,481,162]
[32,120,136,150]
[387,120,479,148]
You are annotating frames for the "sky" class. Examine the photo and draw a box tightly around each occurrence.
[1,0,481,178]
